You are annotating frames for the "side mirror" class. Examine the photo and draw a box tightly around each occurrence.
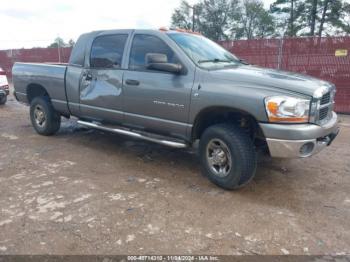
[146,53,183,74]
[147,62,183,74]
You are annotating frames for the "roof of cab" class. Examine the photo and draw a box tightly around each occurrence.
[87,28,201,36]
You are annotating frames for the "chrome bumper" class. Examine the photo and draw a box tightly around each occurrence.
[263,112,339,158]
[266,131,338,158]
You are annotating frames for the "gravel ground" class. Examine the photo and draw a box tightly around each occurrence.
[0,93,349,255]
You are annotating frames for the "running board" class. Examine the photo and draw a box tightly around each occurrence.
[77,120,188,148]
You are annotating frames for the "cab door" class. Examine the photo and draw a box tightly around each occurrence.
[79,33,129,124]
[123,33,195,139]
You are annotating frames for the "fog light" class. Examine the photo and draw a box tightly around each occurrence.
[300,142,315,156]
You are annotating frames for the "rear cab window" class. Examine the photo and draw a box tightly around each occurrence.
[69,33,89,67]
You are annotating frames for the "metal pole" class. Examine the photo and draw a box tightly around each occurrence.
[192,5,195,32]
[277,36,284,70]
[184,2,196,32]
[277,21,288,70]
[57,38,61,63]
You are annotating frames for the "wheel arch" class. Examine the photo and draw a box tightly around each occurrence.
[26,83,50,103]
[191,106,265,142]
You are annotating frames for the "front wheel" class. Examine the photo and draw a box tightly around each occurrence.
[30,96,61,136]
[199,123,257,190]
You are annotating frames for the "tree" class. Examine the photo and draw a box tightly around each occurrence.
[339,2,350,34]
[47,37,66,48]
[171,1,196,31]
[290,0,294,35]
[171,0,350,39]
[68,39,75,47]
[199,0,240,40]
[232,0,275,39]
[270,0,306,36]
[318,0,330,37]
[256,8,276,38]
[270,0,350,37]
[171,0,241,40]
[171,0,275,40]
[317,0,346,37]
[310,0,318,35]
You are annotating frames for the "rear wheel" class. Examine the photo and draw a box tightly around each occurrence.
[199,123,257,190]
[30,96,61,135]
[0,95,6,105]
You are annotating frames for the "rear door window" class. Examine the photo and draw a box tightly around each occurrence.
[90,34,128,69]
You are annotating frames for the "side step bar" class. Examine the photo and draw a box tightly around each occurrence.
[77,120,188,149]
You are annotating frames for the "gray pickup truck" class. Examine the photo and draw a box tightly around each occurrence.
[12,29,339,189]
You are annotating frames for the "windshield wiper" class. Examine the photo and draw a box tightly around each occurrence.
[239,59,250,65]
[197,58,234,64]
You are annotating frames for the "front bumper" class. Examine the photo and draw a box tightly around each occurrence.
[261,112,339,158]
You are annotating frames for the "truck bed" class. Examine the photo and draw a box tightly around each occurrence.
[12,62,69,114]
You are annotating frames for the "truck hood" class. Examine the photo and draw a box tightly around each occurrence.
[208,65,332,97]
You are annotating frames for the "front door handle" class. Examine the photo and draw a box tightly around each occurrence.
[85,73,93,81]
[82,71,93,81]
[125,79,140,86]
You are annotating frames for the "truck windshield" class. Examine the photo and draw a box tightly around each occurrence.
[168,32,241,69]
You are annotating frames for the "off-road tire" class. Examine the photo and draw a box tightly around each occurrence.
[199,123,257,190]
[30,96,61,136]
[0,95,6,105]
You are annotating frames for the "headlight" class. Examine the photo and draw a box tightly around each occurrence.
[265,96,310,123]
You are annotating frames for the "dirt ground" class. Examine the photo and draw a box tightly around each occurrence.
[0,92,349,256]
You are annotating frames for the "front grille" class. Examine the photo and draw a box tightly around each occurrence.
[320,92,331,105]
[319,107,329,120]
[316,89,335,123]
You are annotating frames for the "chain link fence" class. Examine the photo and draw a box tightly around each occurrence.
[220,36,350,113]
[0,36,349,113]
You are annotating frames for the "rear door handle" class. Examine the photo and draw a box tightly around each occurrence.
[125,79,140,86]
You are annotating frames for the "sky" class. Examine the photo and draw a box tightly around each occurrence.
[0,0,275,50]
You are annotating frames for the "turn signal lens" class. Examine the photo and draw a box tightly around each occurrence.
[267,101,279,115]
